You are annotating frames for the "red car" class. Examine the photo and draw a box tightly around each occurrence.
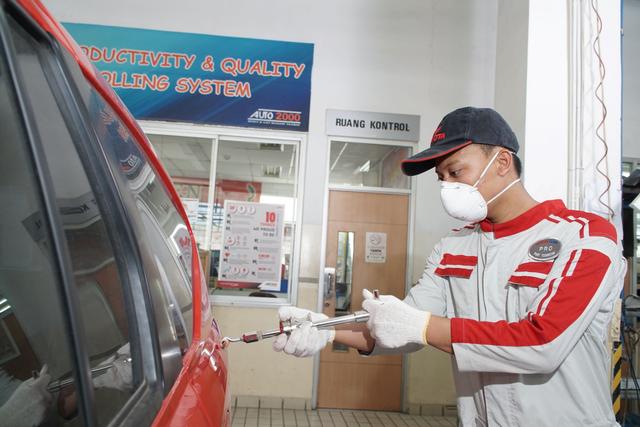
[0,0,230,425]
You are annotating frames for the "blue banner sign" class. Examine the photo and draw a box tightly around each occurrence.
[64,23,314,131]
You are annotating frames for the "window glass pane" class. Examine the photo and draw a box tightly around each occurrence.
[329,142,411,189]
[147,135,212,254]
[0,33,77,427]
[60,48,195,387]
[212,140,298,297]
[84,96,194,348]
[8,15,137,424]
[149,135,300,300]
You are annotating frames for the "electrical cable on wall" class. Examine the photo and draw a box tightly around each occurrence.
[590,0,615,220]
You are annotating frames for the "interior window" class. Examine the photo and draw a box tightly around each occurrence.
[329,141,411,190]
[7,14,138,425]
[148,134,302,303]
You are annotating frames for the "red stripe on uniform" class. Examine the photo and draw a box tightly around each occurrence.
[508,275,545,288]
[435,267,473,278]
[535,278,558,316]
[546,215,560,224]
[588,216,617,243]
[441,254,478,267]
[574,218,587,239]
[515,262,554,275]
[560,250,578,276]
[451,249,610,347]
[556,210,617,243]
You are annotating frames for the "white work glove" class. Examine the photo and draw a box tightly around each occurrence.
[93,343,133,392]
[272,307,335,357]
[362,289,431,349]
[0,365,52,427]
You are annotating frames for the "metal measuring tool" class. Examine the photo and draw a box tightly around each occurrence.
[221,290,379,347]
[221,310,370,347]
[40,357,132,393]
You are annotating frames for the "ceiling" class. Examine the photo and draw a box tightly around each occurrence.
[329,141,410,187]
[147,134,297,185]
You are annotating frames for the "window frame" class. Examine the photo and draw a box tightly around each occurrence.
[0,3,97,425]
[0,1,166,425]
[57,49,200,393]
[141,120,307,308]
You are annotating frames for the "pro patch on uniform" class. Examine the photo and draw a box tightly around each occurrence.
[529,238,562,261]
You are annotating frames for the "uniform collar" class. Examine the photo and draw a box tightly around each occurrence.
[479,199,566,238]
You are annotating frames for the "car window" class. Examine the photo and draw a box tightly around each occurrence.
[74,86,195,346]
[0,29,80,427]
[6,14,139,425]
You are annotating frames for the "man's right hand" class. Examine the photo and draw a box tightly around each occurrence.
[272,307,335,357]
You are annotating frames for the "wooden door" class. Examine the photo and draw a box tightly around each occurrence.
[318,190,409,410]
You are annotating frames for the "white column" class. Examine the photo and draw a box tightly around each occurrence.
[521,0,623,236]
[522,0,570,203]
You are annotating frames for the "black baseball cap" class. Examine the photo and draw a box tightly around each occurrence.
[401,107,519,176]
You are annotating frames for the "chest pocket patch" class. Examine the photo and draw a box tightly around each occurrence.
[435,253,478,279]
[508,261,554,288]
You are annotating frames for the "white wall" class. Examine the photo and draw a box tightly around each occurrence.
[624,0,640,159]
[522,0,570,203]
[44,0,499,408]
[494,0,528,149]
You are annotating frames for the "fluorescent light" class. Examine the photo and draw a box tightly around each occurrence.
[0,305,11,315]
[356,160,370,174]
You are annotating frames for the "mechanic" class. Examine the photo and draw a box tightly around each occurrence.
[274,107,626,426]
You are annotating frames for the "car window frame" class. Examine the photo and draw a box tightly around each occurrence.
[0,1,167,425]
[57,47,191,393]
[0,4,97,425]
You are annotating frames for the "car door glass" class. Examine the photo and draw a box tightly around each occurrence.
[0,31,79,427]
[81,90,194,345]
[7,14,138,425]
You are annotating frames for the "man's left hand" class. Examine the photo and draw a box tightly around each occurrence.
[362,289,431,349]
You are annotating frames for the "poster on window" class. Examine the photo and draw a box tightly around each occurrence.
[218,201,284,291]
[180,197,199,225]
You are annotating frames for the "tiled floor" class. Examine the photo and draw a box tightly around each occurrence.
[231,407,458,427]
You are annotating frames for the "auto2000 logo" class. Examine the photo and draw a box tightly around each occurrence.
[248,109,302,127]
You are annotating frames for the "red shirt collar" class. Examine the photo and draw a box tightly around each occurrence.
[479,199,566,238]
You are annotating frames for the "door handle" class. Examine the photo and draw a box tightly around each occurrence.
[323,267,335,306]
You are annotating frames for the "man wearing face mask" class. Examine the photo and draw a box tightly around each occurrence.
[274,106,625,426]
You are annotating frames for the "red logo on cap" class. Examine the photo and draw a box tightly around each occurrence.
[431,126,446,144]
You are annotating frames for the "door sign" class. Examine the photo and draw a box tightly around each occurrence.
[365,232,387,263]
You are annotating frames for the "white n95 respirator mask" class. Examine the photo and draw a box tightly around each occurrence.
[440,150,521,223]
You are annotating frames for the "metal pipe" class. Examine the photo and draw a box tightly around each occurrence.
[221,310,370,346]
